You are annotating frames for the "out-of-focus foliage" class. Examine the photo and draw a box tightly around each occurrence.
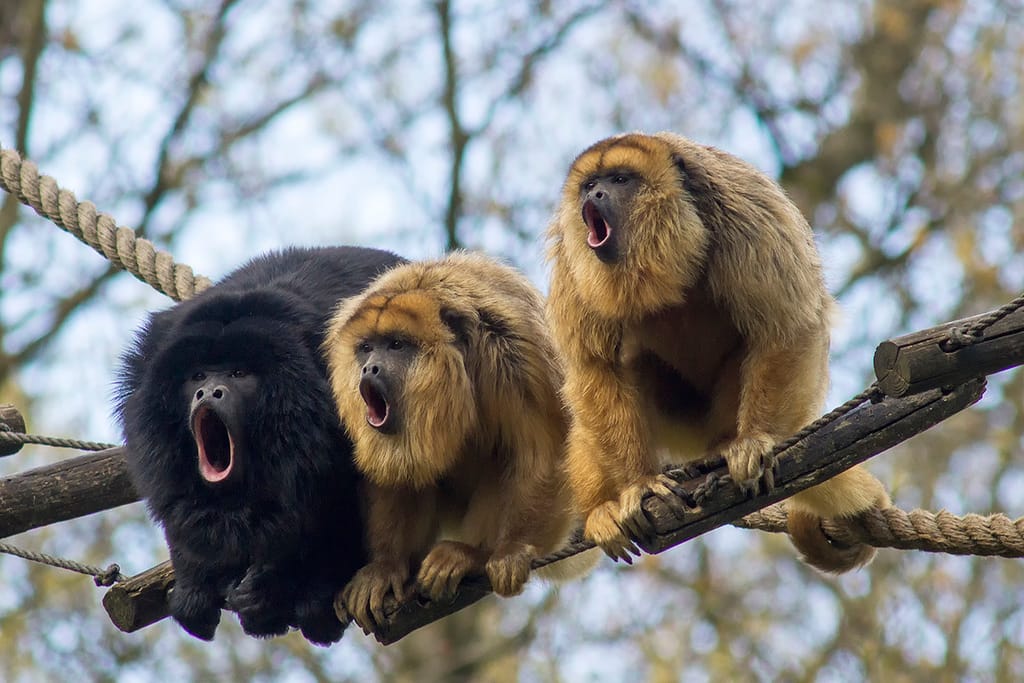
[2,0,1024,680]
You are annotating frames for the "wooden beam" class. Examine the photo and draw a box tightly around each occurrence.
[0,446,138,539]
[103,379,985,644]
[874,307,1024,397]
[0,403,27,456]
[102,561,174,633]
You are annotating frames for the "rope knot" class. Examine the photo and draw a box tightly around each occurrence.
[94,563,123,587]
[942,325,983,351]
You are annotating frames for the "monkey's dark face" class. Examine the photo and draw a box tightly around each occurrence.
[328,287,478,489]
[354,335,418,434]
[184,367,258,486]
[552,133,711,319]
[580,170,640,264]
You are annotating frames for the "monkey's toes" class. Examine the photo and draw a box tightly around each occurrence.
[584,501,640,563]
[169,586,222,641]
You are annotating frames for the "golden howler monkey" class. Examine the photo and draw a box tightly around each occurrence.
[546,132,891,573]
[116,246,404,644]
[325,251,580,633]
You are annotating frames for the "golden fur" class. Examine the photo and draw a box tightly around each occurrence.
[325,251,580,631]
[546,132,891,573]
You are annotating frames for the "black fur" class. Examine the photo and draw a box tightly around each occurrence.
[115,246,405,645]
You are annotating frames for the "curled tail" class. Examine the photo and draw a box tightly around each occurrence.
[785,465,891,574]
[787,509,877,573]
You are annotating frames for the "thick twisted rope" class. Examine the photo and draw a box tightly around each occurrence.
[533,503,1024,572]
[0,143,211,301]
[738,504,1024,558]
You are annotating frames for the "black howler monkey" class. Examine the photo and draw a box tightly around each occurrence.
[115,246,404,645]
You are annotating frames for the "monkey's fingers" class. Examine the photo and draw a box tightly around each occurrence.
[418,563,463,603]
[619,474,691,543]
[721,434,776,495]
[367,581,394,629]
[417,541,480,603]
[584,502,640,563]
[342,585,375,635]
[332,591,350,624]
[486,549,533,597]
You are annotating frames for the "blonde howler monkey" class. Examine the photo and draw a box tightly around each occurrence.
[325,251,583,633]
[546,131,891,573]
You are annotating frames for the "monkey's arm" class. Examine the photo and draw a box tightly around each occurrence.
[717,343,828,488]
[338,484,431,633]
[550,279,670,560]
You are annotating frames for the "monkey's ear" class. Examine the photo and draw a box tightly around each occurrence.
[672,153,710,194]
[440,307,472,347]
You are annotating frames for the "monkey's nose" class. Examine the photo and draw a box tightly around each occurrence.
[195,386,226,401]
[361,364,380,376]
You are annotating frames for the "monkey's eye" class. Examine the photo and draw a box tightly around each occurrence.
[191,371,206,382]
[583,181,595,191]
[612,174,629,184]
[388,339,404,350]
[229,369,247,378]
[357,342,372,354]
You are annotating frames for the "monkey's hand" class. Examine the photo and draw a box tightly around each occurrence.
[486,542,537,597]
[339,561,409,635]
[583,499,640,563]
[720,434,777,495]
[417,541,486,603]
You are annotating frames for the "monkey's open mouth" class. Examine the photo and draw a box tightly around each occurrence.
[192,406,236,483]
[583,200,611,248]
[360,376,392,430]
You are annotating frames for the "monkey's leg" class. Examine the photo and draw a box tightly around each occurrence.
[167,547,235,641]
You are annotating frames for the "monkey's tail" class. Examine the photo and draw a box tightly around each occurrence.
[786,509,877,574]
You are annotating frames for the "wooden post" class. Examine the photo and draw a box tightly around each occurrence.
[0,404,27,456]
[103,561,175,633]
[874,307,1024,397]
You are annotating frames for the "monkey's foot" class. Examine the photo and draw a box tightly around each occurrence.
[168,585,222,641]
[417,541,486,603]
[340,562,409,635]
[720,434,777,495]
[228,564,293,639]
[295,587,346,646]
[617,473,692,542]
[486,542,537,597]
[583,500,640,563]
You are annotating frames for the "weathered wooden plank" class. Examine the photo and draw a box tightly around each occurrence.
[0,447,138,539]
